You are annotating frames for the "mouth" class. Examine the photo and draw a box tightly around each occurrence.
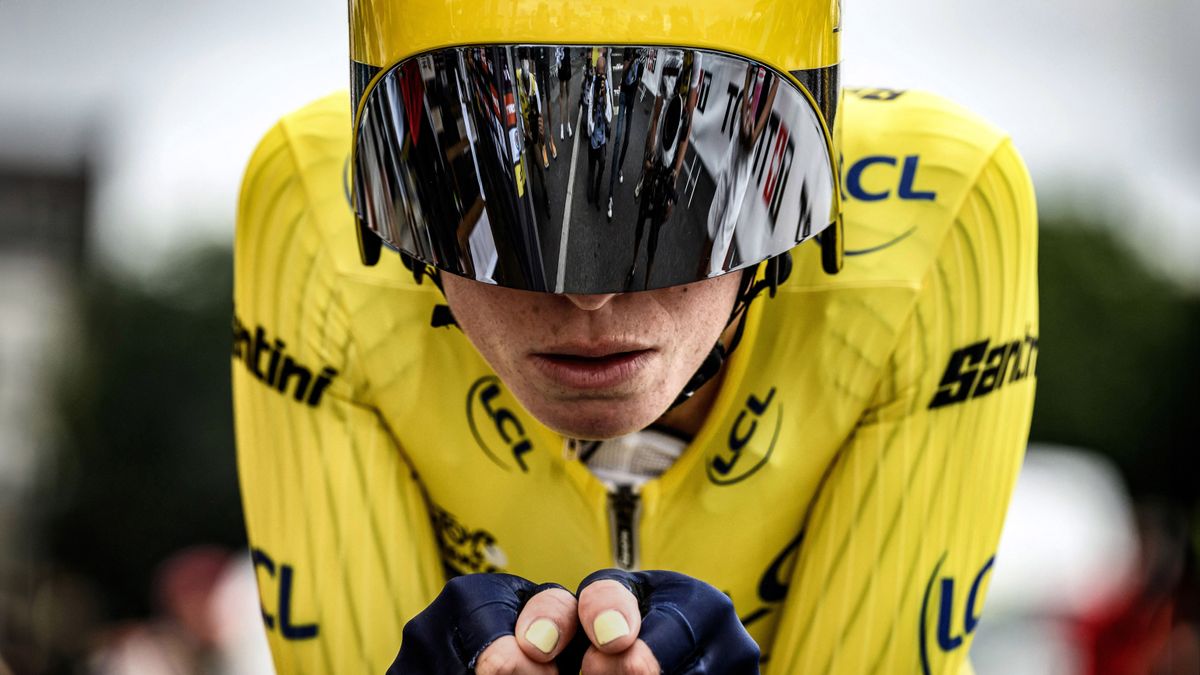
[529,345,656,390]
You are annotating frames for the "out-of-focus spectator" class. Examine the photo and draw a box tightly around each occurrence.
[973,447,1200,675]
[86,546,272,675]
[208,554,275,675]
[1074,505,1200,675]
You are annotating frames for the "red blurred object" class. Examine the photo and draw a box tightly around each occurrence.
[1073,507,1200,675]
[153,545,232,648]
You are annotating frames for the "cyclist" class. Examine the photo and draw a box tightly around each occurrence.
[234,1,1038,673]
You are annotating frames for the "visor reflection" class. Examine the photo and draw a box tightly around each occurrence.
[354,45,835,293]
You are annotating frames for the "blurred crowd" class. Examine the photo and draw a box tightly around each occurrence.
[973,448,1199,674]
[2,546,270,674]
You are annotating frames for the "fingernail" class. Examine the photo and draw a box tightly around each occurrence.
[525,618,560,654]
[593,609,630,646]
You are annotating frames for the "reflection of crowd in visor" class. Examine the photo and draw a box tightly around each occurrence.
[516,50,550,219]
[555,47,572,142]
[394,57,463,271]
[354,44,831,293]
[628,50,701,290]
[367,48,551,288]
[533,46,558,163]
[706,63,778,277]
[607,49,644,221]
[458,48,551,288]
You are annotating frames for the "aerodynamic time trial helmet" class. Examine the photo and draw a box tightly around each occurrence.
[348,0,844,294]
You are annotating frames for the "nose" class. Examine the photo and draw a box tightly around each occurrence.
[564,293,617,311]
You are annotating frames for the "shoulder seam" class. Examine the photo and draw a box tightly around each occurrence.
[939,134,1015,244]
[273,114,343,260]
[859,133,1022,416]
[272,113,384,408]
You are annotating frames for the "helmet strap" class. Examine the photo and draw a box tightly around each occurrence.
[667,252,792,410]
[400,252,459,329]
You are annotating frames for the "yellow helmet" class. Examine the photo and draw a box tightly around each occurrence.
[349,0,843,291]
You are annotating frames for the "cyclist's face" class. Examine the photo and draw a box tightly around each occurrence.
[442,273,741,439]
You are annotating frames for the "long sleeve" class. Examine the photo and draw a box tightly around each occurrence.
[764,138,1038,674]
[233,105,445,674]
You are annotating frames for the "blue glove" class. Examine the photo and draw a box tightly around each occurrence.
[387,574,587,674]
[577,569,760,675]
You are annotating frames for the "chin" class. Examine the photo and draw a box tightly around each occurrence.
[532,396,671,440]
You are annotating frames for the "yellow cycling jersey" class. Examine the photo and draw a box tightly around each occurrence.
[233,87,1038,674]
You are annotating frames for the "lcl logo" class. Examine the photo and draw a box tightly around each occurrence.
[466,375,534,472]
[919,553,996,675]
[707,387,781,485]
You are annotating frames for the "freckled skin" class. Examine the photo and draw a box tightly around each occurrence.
[441,274,742,439]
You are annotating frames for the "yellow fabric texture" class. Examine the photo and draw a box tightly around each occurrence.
[233,87,1038,674]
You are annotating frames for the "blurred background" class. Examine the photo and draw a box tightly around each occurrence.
[0,1,1196,673]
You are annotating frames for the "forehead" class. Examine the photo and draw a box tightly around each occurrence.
[350,0,839,73]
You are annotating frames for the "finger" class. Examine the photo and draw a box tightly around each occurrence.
[513,587,578,663]
[577,579,642,655]
[580,641,659,675]
[474,635,557,675]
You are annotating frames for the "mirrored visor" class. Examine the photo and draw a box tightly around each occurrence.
[353,45,836,293]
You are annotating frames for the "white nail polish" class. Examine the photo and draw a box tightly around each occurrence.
[593,609,630,646]
[525,618,559,654]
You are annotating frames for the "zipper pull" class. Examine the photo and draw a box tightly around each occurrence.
[608,484,641,571]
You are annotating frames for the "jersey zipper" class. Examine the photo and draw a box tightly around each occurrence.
[607,483,641,570]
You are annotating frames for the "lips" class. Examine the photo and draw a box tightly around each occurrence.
[529,344,655,390]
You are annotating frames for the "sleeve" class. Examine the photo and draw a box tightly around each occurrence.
[606,64,615,120]
[587,90,596,135]
[764,138,1039,674]
[232,115,445,674]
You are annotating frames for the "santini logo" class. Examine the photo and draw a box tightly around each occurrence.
[232,315,338,408]
[928,331,1038,410]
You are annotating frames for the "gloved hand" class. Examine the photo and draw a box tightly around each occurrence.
[388,573,587,674]
[575,569,760,675]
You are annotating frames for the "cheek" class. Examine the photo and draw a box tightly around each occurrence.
[662,277,741,343]
[442,278,531,366]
